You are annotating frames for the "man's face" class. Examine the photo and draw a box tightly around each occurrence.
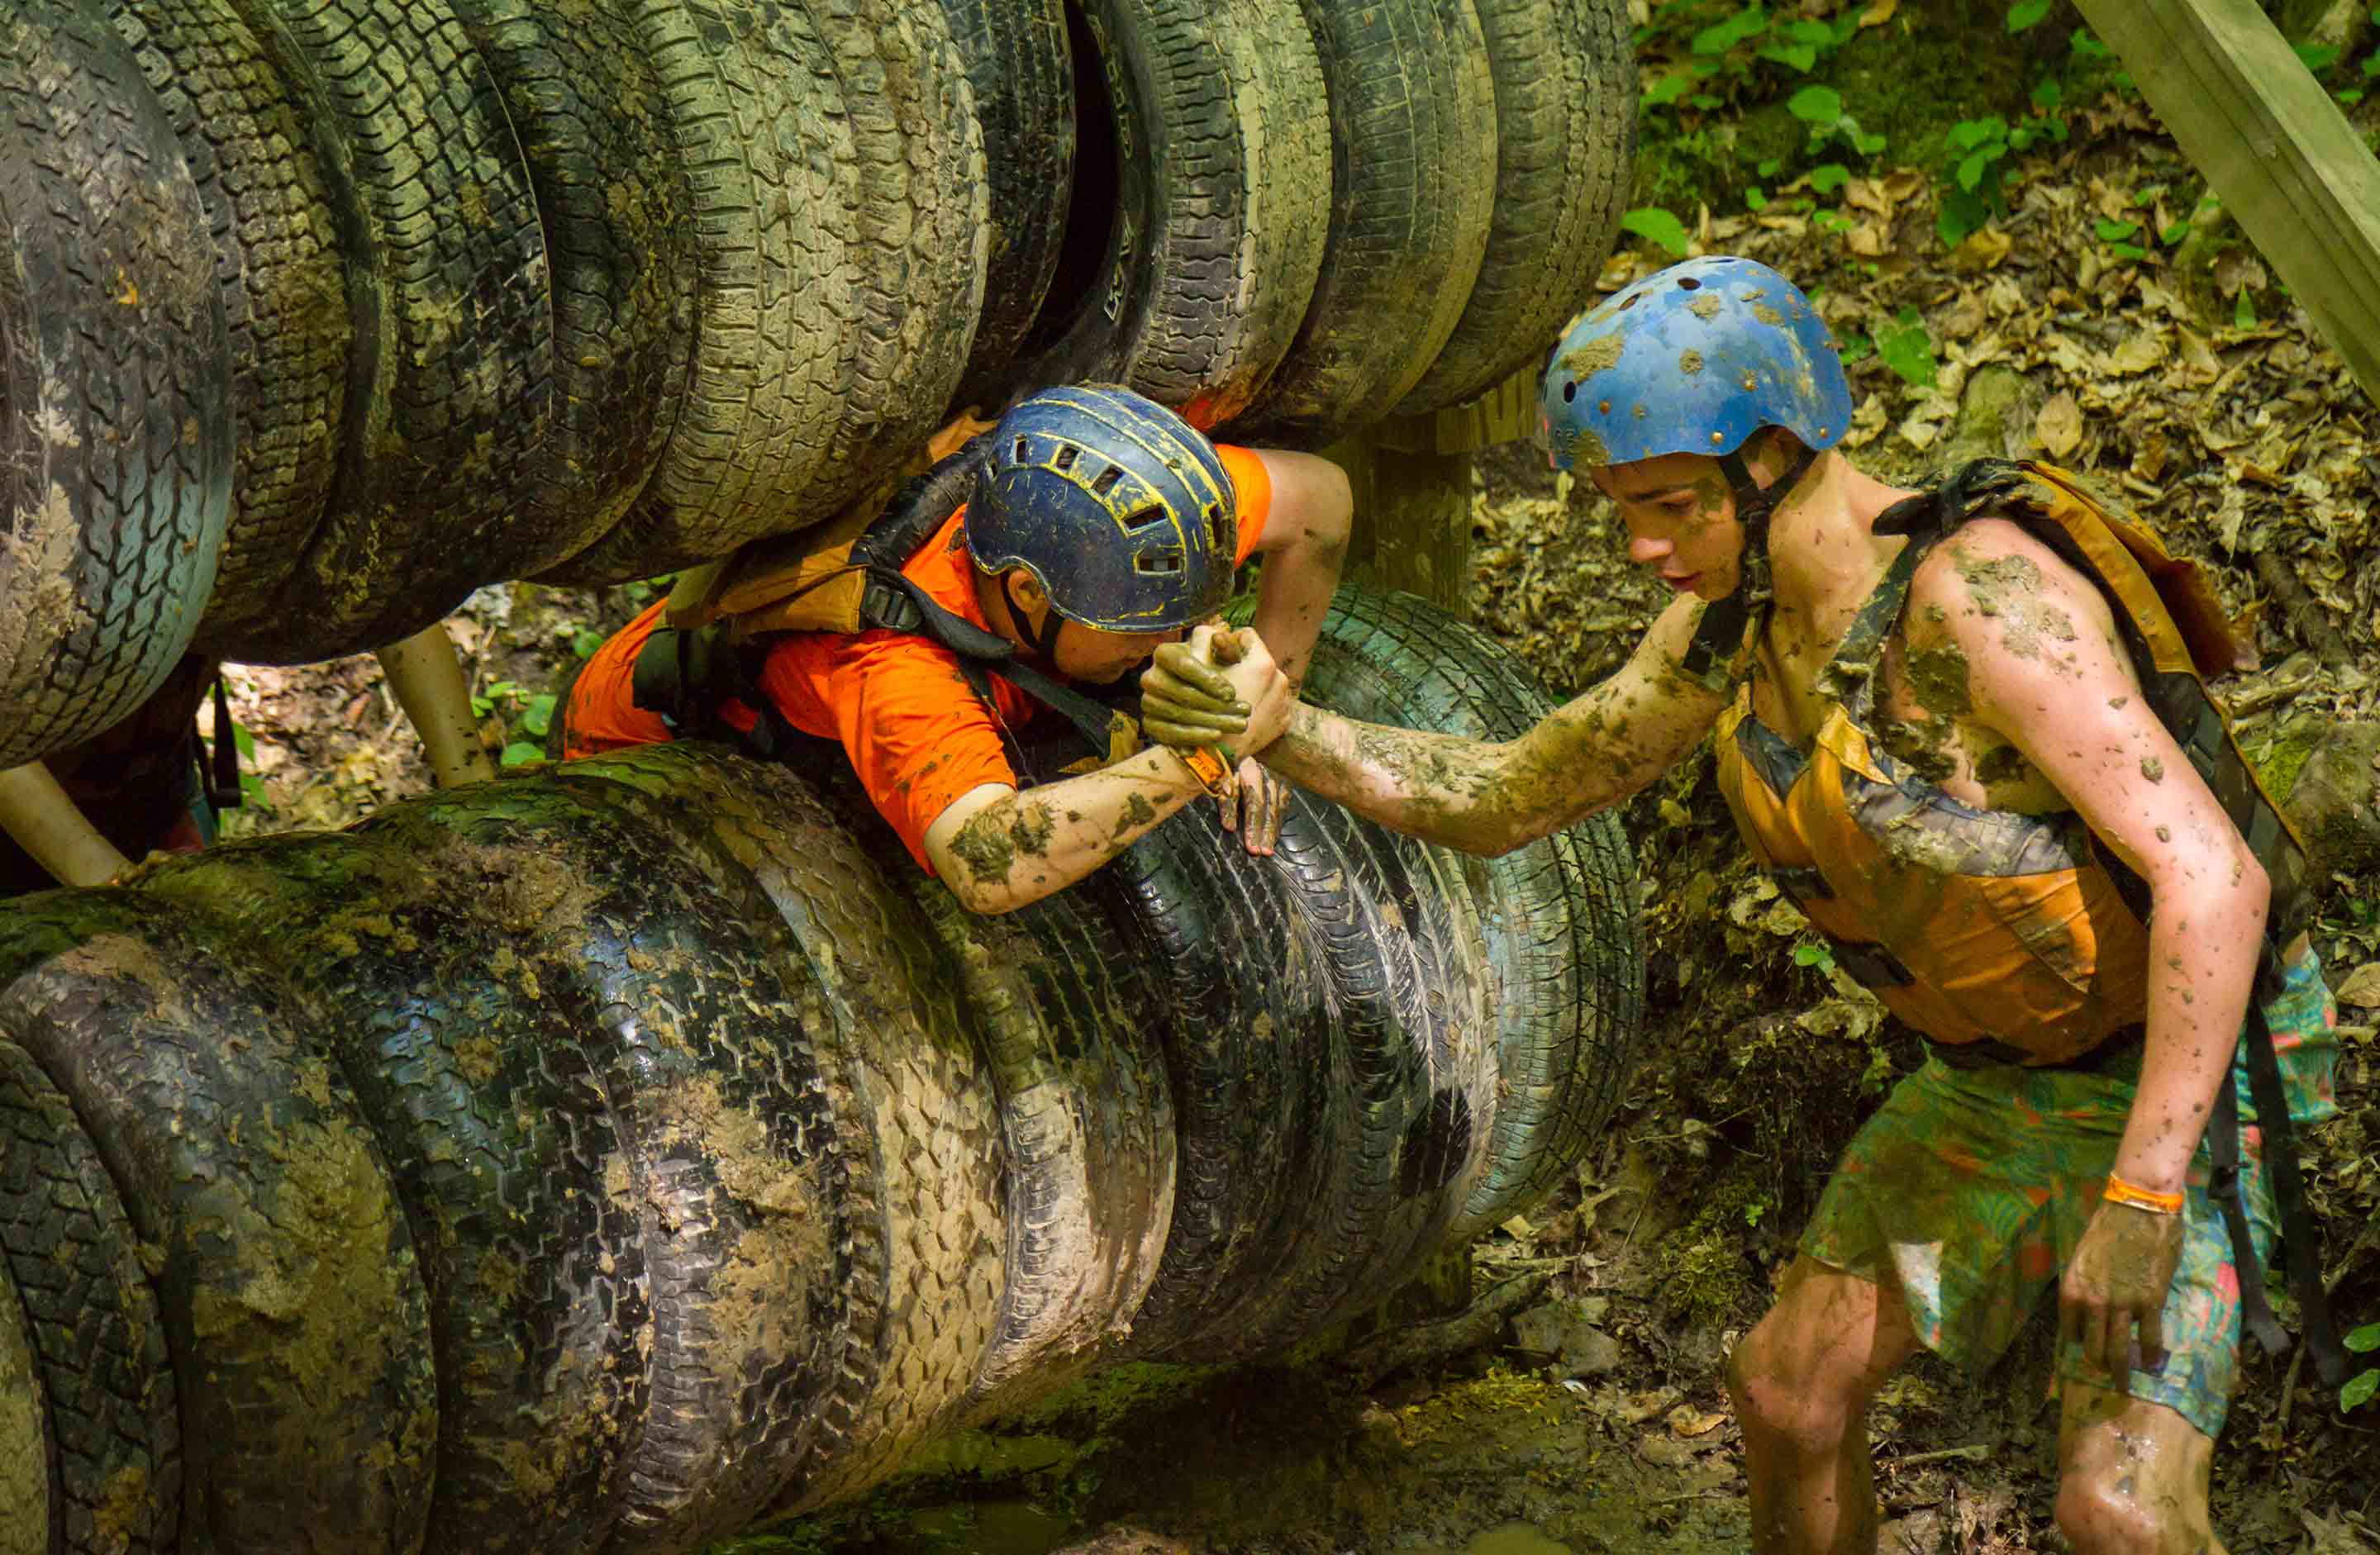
[1052,619,1183,683]
[1589,451,1744,602]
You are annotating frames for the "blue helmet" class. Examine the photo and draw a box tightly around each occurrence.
[967,385,1238,635]
[1538,255,1853,473]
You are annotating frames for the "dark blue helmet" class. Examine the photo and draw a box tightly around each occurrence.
[967,385,1238,634]
[1539,255,1853,472]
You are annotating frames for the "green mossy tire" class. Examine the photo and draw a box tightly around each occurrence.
[536,0,858,583]
[222,0,554,660]
[0,1036,176,1554]
[0,1238,51,1555]
[101,0,349,644]
[1225,0,1497,445]
[1003,0,1329,427]
[1394,0,1635,413]
[938,0,1076,411]
[0,891,436,1555]
[0,2,229,770]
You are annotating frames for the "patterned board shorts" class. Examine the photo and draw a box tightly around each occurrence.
[1802,949,2340,1439]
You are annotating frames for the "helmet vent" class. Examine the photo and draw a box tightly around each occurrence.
[1053,445,1078,472]
[1207,504,1225,551]
[1133,550,1183,576]
[1013,436,1031,463]
[1092,465,1123,496]
[1561,381,1577,402]
[1122,506,1166,532]
[1677,276,1702,290]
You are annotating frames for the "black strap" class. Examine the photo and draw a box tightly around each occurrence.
[1678,440,1820,692]
[2238,949,2349,1385]
[202,673,243,811]
[2207,1062,2296,1362]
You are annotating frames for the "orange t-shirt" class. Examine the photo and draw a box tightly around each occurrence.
[563,445,1274,870]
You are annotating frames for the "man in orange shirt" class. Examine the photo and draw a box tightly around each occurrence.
[559,385,1349,914]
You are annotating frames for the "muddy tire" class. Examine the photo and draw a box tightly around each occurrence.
[0,1241,50,1555]
[101,0,350,645]
[145,828,659,1555]
[1225,0,1498,445]
[221,0,553,661]
[0,2,230,770]
[0,1037,178,1554]
[578,752,1007,1517]
[1394,0,1635,413]
[0,893,436,1555]
[1003,0,1330,428]
[440,0,700,576]
[1288,586,1645,1241]
[537,0,858,584]
[939,0,1076,412]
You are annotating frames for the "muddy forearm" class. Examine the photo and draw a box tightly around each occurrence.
[1257,704,1526,855]
[1248,540,1342,691]
[2120,863,2270,1191]
[938,746,1207,912]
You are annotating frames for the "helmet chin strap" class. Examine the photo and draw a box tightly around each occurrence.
[1007,575,1069,663]
[1678,439,1821,692]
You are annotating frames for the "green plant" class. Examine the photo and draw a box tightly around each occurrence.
[1792,940,1837,977]
[2005,0,2051,31]
[1635,1,1859,114]
[572,626,605,660]
[1621,206,1692,257]
[1786,84,1887,162]
[470,678,534,719]
[2343,1322,2380,1413]
[1876,307,1939,389]
[226,721,272,812]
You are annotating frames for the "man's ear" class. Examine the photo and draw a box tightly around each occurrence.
[1008,571,1048,612]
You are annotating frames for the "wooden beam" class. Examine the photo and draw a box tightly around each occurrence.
[2073,0,2380,406]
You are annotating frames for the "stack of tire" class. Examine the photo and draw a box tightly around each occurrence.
[0,0,1634,774]
[0,584,1643,1552]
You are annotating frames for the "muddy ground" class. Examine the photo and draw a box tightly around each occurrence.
[200,66,2380,1555]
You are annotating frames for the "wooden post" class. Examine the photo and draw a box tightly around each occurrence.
[1314,365,1543,621]
[2073,0,2380,406]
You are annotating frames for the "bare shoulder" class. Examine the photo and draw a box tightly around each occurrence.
[1902,514,2121,677]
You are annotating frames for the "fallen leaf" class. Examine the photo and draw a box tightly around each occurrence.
[1844,178,1890,217]
[2331,962,2380,1009]
[2177,329,2221,382]
[2105,333,2168,374]
[1949,227,2012,273]
[1500,1214,1535,1238]
[1668,1404,1730,1438]
[2034,392,2083,459]
[1859,0,1897,26]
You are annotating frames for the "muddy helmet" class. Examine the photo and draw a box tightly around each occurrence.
[967,385,1238,640]
[1537,254,1853,473]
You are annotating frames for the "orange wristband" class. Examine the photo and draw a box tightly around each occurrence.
[2103,1174,2185,1215]
[1177,745,1237,800]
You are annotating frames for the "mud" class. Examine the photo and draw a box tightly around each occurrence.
[1901,643,1974,719]
[0,1257,47,1555]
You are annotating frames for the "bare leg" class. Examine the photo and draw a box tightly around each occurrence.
[375,621,496,788]
[0,762,131,886]
[2054,1381,2221,1555]
[1728,1255,1921,1555]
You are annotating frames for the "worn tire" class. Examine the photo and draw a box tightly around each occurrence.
[145,828,657,1555]
[538,0,858,584]
[1226,0,1498,445]
[1269,586,1645,1240]
[1395,0,1635,413]
[1003,0,1329,427]
[0,1037,178,1555]
[0,892,436,1555]
[939,0,1075,412]
[787,0,988,519]
[0,1241,51,1555]
[223,0,554,660]
[102,0,349,644]
[442,0,700,575]
[0,2,230,770]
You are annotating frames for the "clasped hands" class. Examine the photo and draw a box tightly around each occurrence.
[1141,624,1297,855]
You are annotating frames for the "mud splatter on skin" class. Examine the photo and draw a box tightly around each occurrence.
[1953,551,2078,661]
[949,800,1059,884]
[1113,792,1157,837]
[1973,742,2031,787]
[2140,756,2164,783]
[1902,643,1974,718]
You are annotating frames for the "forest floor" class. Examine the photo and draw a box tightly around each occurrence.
[204,40,2380,1555]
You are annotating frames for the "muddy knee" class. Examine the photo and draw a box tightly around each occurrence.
[2054,1465,2194,1555]
[1726,1315,1865,1450]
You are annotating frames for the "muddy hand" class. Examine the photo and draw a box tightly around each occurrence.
[2059,1199,2186,1377]
[1141,622,1249,749]
[1220,756,1288,856]
[1220,630,1294,758]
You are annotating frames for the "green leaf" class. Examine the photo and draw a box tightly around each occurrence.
[521,692,556,739]
[1692,4,1769,55]
[1745,186,1768,211]
[1812,209,1854,233]
[1621,207,1692,256]
[2366,51,2380,77]
[1956,149,1997,192]
[231,722,257,760]
[1787,84,1844,123]
[2297,42,2344,74]
[1810,163,1851,194]
[2344,1369,2380,1413]
[1786,17,1835,44]
[470,694,494,719]
[500,741,544,771]
[2095,218,2139,241]
[2234,289,2257,329]
[2343,88,2367,103]
[1878,307,1938,389]
[2006,0,2051,31]
[2347,1322,2380,1353]
[1837,330,1874,364]
[572,627,605,660]
[1854,130,1888,155]
[1643,73,1693,107]
[2110,242,2148,260]
[2071,27,2113,61]
[1759,41,1818,71]
[2160,220,2191,245]
[1689,93,1723,110]
[2031,77,2063,111]
[1756,157,1782,177]
[1946,117,2006,152]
